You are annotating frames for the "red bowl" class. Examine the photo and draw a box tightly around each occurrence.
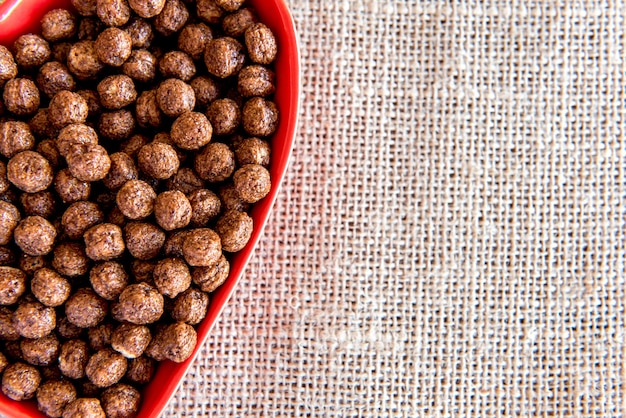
[0,1,299,417]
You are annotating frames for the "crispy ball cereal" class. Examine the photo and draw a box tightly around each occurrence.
[188,188,220,227]
[72,0,97,16]
[146,322,196,363]
[116,179,156,220]
[14,216,57,256]
[204,37,245,79]
[84,223,125,261]
[54,169,91,203]
[125,356,154,385]
[111,323,151,358]
[154,0,189,36]
[218,182,249,212]
[170,111,212,150]
[242,96,278,137]
[95,28,132,67]
[13,35,50,70]
[233,164,271,203]
[58,339,89,379]
[194,142,235,183]
[51,42,72,64]
[7,151,53,193]
[166,168,204,195]
[135,89,162,128]
[88,323,113,351]
[191,254,230,293]
[171,287,208,325]
[113,283,163,325]
[124,17,153,48]
[65,288,108,328]
[78,17,104,41]
[235,137,270,166]
[66,143,111,182]
[96,0,131,27]
[215,209,253,252]
[178,23,212,60]
[36,380,77,418]
[215,0,245,12]
[0,46,18,84]
[20,190,57,219]
[98,109,135,140]
[119,134,148,158]
[196,0,224,24]
[29,109,57,140]
[20,333,60,366]
[0,201,20,245]
[41,9,77,42]
[90,261,128,301]
[0,247,15,266]
[2,362,41,400]
[100,383,140,418]
[62,398,105,418]
[48,90,89,129]
[31,268,71,307]
[67,41,104,80]
[190,76,220,109]
[61,201,104,239]
[245,23,277,65]
[129,0,165,18]
[103,152,138,190]
[182,228,221,267]
[153,257,191,298]
[97,74,137,109]
[207,98,240,136]
[154,191,192,231]
[222,7,257,38]
[3,78,40,116]
[18,254,49,276]
[0,121,34,158]
[124,222,165,260]
[76,89,102,117]
[85,348,127,388]
[122,49,157,84]
[0,266,26,305]
[130,259,156,283]
[137,141,179,180]
[52,242,90,277]
[13,301,56,339]
[0,307,19,340]
[158,51,196,81]
[238,65,275,97]
[156,78,195,117]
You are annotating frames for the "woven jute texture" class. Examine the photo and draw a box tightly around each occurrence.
[167,0,626,416]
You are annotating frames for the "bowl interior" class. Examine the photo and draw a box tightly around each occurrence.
[0,1,299,417]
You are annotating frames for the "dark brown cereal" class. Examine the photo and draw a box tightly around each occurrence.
[1,362,40,400]
[29,109,57,140]
[65,288,108,328]
[0,121,34,158]
[103,152,137,191]
[207,98,240,136]
[67,41,104,80]
[31,268,71,307]
[169,111,212,151]
[97,75,136,110]
[215,209,252,252]
[116,180,156,220]
[0,266,26,305]
[0,247,15,266]
[158,51,196,82]
[62,201,104,240]
[66,143,111,182]
[95,28,132,67]
[77,382,103,401]
[242,96,278,137]
[18,254,49,276]
[152,131,187,163]
[218,182,249,212]
[84,223,125,261]
[135,90,162,129]
[3,78,40,116]
[166,168,204,195]
[113,283,163,325]
[245,23,277,65]
[119,134,148,159]
[39,365,62,381]
[20,333,60,366]
[130,259,155,283]
[100,383,140,418]
[190,76,220,109]
[78,17,104,41]
[96,0,131,27]
[56,317,84,340]
[154,191,192,231]
[233,164,271,203]
[13,301,56,339]
[36,140,61,169]
[0,46,18,85]
[163,230,191,258]
[48,90,89,129]
[196,0,224,24]
[145,322,196,363]
[0,201,20,246]
[55,169,91,203]
[238,65,275,97]
[156,78,195,118]
[41,9,77,42]
[178,23,212,60]
[154,0,189,36]
[111,323,151,358]
[204,37,245,79]
[87,323,113,351]
[235,137,270,166]
[98,110,135,141]
[0,307,19,340]
[123,17,153,49]
[7,151,53,193]
[222,7,258,38]
[153,257,191,298]
[51,42,72,64]
[0,190,17,205]
[125,356,154,385]
[137,142,179,180]
[90,262,128,301]
[36,380,77,418]
[124,222,165,260]
[215,0,244,12]
[59,339,89,379]
[63,398,105,418]
[13,35,50,70]
[52,242,90,277]
[14,216,56,256]
[171,287,208,325]
[129,0,166,18]
[3,340,22,360]
[122,49,157,84]
[182,228,221,267]
[0,162,9,194]
[194,142,235,183]
[188,189,221,227]
[76,89,102,118]
[20,191,56,219]
[72,0,97,16]
[192,254,229,292]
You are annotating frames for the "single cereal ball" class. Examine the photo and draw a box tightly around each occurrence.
[207,98,240,136]
[153,257,191,298]
[55,169,91,203]
[36,380,77,418]
[188,189,220,227]
[111,323,151,358]
[125,356,154,385]
[18,254,49,276]
[0,201,20,245]
[97,0,131,27]
[41,9,77,42]
[158,51,196,81]
[190,76,220,109]
[29,109,58,140]
[90,262,128,300]
[113,283,163,325]
[169,111,212,151]
[65,288,108,328]
[156,78,195,117]
[137,142,179,180]
[124,222,165,260]
[61,201,104,239]
[66,143,111,182]
[37,61,75,98]
[235,137,270,166]
[152,131,187,163]
[13,301,56,338]
[20,189,55,217]
[3,78,40,116]
[171,287,208,324]
[204,37,244,79]
[166,168,204,195]
[215,0,244,12]
[233,164,271,203]
[14,216,56,256]
[103,152,137,190]
[48,90,88,129]
[164,230,191,258]
[238,65,275,97]
[194,142,235,183]
[51,42,72,64]
[88,323,113,351]
[7,151,53,193]
[122,49,157,84]
[97,75,136,110]
[178,23,212,60]
[196,0,224,24]
[101,383,140,418]
[135,89,162,128]
[2,362,40,400]
[242,97,279,137]
[124,17,153,48]
[62,398,105,418]
[78,17,104,40]
[154,0,189,36]
[52,242,90,277]
[130,260,156,283]
[56,316,83,340]
[34,140,60,171]
[146,322,196,363]
[182,228,221,267]
[67,41,104,80]
[72,0,97,16]
[0,46,17,85]
[13,35,50,70]
[0,307,19,340]
[120,134,148,159]
[0,121,34,158]
[77,89,101,118]
[222,7,258,38]
[31,268,71,307]
[0,266,26,305]
[245,23,277,65]
[129,0,165,18]
[98,110,135,141]
[20,333,59,366]
[215,209,253,252]
[116,180,156,220]
[84,223,125,261]
[192,254,229,292]
[58,340,89,378]
[95,28,132,67]
[154,191,192,231]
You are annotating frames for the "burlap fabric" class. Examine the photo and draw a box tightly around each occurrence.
[165,1,626,416]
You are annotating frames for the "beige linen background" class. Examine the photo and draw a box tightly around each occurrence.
[167,0,626,416]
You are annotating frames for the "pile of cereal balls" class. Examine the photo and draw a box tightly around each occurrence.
[0,0,277,415]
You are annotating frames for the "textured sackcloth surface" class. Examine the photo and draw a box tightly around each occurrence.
[165,1,626,417]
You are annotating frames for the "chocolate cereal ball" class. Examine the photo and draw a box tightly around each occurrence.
[0,163,9,195]
[3,78,40,116]
[124,222,165,260]
[222,7,258,38]
[20,333,60,366]
[238,65,275,97]
[41,9,77,42]
[245,23,277,65]
[129,0,165,18]
[196,0,224,24]
[156,78,195,117]
[76,89,102,118]
[146,322,196,363]
[14,216,56,256]
[178,23,212,60]
[192,254,229,292]
[122,49,157,84]
[13,35,50,70]
[21,188,55,218]
[182,228,221,267]
[84,223,125,261]
[0,266,26,305]
[137,142,179,180]
[235,137,270,166]
[97,0,131,27]
[13,301,56,339]
[159,51,196,82]
[65,288,108,328]
[190,76,220,109]
[90,262,128,300]
[56,317,83,340]
[233,164,271,203]
[78,17,104,40]
[86,348,127,388]
[72,0,97,16]
[170,112,212,151]
[18,254,49,276]
[111,323,151,358]
[52,242,90,277]
[135,89,162,128]
[103,152,137,190]
[0,46,17,85]
[31,268,71,307]
[0,247,15,266]
[124,17,153,49]
[67,41,104,80]
[66,143,111,182]
[88,323,113,351]
[163,230,191,258]
[58,340,89,378]
[51,42,72,64]
[29,109,57,140]
[0,307,19,340]
[215,209,252,252]
[171,287,208,324]
[204,37,245,79]
[215,0,244,12]
[207,98,240,136]
[0,201,20,245]
[194,142,235,183]
[98,110,135,140]
[55,169,91,203]
[95,28,132,67]
[153,257,191,298]
[100,384,140,418]
[36,380,77,418]
[188,188,220,227]
[97,75,136,109]
[242,97,278,137]
[62,201,104,239]
[8,151,53,193]
[2,362,40,400]
[114,283,163,325]
[63,398,105,418]
[154,0,189,36]
[119,134,148,159]
[116,180,156,220]
[130,260,156,283]
[125,356,154,385]
[48,90,88,129]
[0,121,34,158]
[166,168,204,195]
[154,191,192,231]
[37,61,76,99]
